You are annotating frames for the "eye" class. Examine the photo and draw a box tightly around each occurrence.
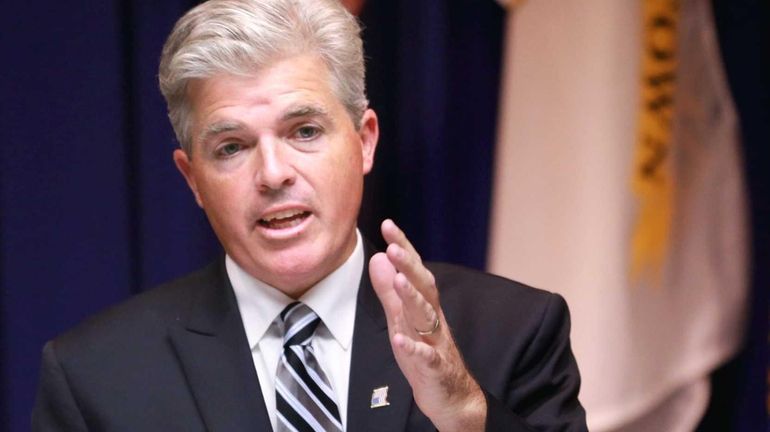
[294,125,320,140]
[216,142,242,157]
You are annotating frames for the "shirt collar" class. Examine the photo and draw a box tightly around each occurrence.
[227,230,363,351]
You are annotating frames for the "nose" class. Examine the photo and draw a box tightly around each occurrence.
[255,139,296,192]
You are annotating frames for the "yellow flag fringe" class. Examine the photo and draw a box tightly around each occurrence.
[631,0,679,282]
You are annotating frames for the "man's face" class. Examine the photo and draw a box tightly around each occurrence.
[174,55,378,297]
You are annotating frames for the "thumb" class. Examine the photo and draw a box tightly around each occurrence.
[369,252,400,315]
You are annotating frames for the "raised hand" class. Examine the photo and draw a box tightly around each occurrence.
[368,219,486,432]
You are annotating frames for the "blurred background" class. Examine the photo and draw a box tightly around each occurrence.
[0,1,767,431]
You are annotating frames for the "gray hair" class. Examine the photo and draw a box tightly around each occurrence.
[158,0,368,154]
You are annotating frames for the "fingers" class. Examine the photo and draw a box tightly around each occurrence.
[394,272,439,336]
[381,219,420,259]
[380,219,441,336]
[381,220,438,302]
[370,251,437,339]
[392,333,440,368]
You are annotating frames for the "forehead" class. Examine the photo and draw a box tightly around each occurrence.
[187,55,343,130]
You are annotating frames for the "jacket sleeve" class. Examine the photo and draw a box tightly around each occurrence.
[484,293,588,432]
[32,341,89,432]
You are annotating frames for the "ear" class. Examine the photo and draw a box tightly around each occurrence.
[358,108,379,174]
[173,149,204,208]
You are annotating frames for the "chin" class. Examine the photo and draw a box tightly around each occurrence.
[232,229,355,294]
[255,248,332,292]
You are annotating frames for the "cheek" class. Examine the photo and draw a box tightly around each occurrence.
[327,146,363,183]
[196,174,250,221]
[326,154,364,215]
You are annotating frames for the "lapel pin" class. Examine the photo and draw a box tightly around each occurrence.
[370,386,390,408]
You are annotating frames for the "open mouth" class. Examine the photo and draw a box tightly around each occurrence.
[258,209,312,230]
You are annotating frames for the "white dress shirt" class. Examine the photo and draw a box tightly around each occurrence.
[227,231,363,431]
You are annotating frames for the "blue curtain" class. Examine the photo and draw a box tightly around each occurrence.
[0,1,765,431]
[0,2,216,429]
[358,0,504,269]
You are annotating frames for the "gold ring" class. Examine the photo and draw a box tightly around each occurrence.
[416,316,440,336]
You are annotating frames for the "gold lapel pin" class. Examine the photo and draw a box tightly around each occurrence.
[370,386,390,408]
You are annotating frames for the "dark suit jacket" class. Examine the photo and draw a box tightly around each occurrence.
[33,250,587,431]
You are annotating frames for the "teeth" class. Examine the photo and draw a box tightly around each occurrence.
[262,209,304,222]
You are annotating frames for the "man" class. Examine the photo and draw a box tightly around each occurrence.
[32,0,586,430]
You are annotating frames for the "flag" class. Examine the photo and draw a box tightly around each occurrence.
[488,0,748,430]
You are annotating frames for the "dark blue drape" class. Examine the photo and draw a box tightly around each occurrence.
[121,0,221,290]
[0,2,215,430]
[2,3,132,429]
[358,0,504,270]
[0,1,765,431]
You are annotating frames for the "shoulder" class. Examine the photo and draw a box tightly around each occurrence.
[427,261,566,322]
[34,261,228,426]
[427,262,572,372]
[51,260,222,361]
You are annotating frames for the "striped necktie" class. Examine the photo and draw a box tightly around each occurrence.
[275,302,343,432]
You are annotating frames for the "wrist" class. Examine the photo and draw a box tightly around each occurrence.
[433,383,487,432]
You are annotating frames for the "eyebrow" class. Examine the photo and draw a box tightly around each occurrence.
[280,105,330,122]
[198,121,245,144]
[196,105,331,144]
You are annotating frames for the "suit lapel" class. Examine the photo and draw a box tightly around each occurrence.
[346,244,414,431]
[168,259,272,431]
[166,245,417,431]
